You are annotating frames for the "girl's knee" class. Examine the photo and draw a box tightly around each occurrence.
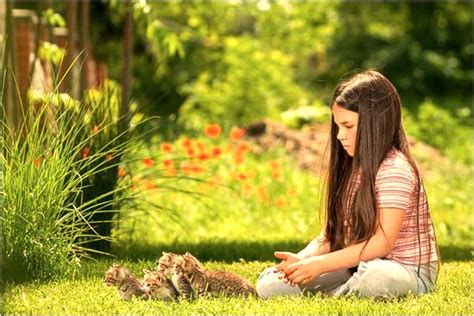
[255,267,277,298]
[255,267,301,299]
[354,260,415,298]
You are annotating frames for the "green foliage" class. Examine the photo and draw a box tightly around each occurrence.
[115,142,322,250]
[325,2,472,97]
[42,8,66,27]
[405,99,472,165]
[38,42,65,66]
[281,100,331,129]
[179,36,307,131]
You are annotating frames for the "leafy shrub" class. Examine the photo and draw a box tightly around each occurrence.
[178,36,307,131]
[404,98,472,165]
[281,100,331,129]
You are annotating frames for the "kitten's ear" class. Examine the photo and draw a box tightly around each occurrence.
[185,252,198,261]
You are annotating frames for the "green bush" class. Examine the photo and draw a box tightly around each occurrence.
[404,99,472,165]
[178,36,307,131]
[281,100,331,129]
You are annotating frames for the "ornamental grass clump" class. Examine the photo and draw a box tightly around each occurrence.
[1,89,136,282]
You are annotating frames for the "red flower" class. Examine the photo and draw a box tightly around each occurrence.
[160,143,173,153]
[162,159,173,168]
[258,185,269,204]
[234,153,244,165]
[287,187,297,196]
[236,141,251,153]
[186,148,195,157]
[118,167,127,177]
[196,141,206,152]
[191,164,205,174]
[205,124,222,139]
[237,173,248,181]
[143,157,154,168]
[105,153,113,161]
[92,125,100,134]
[269,160,280,170]
[211,146,222,158]
[230,127,245,141]
[180,161,193,174]
[182,138,193,148]
[275,198,285,208]
[271,171,281,181]
[142,179,157,191]
[80,147,90,159]
[198,153,209,161]
[33,156,43,167]
[181,161,205,174]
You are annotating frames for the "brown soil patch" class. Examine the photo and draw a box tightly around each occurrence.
[244,119,448,178]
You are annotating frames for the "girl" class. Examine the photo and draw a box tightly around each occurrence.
[256,70,440,299]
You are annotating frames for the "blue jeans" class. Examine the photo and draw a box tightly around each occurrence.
[256,258,438,299]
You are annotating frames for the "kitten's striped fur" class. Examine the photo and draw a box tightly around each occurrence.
[157,252,179,276]
[103,264,146,301]
[141,269,178,301]
[171,252,256,298]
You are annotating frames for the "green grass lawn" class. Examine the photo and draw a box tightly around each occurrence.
[4,259,471,314]
[4,137,473,314]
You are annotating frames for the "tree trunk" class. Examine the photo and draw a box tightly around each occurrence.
[80,0,90,98]
[66,1,78,98]
[3,0,21,131]
[120,0,132,131]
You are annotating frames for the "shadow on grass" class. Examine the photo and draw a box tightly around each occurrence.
[111,240,472,263]
[438,245,473,262]
[112,240,307,263]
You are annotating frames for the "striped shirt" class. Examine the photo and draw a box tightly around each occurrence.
[346,149,439,264]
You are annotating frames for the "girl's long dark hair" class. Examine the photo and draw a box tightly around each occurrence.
[324,70,439,281]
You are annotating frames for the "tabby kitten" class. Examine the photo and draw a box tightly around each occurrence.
[171,252,256,298]
[157,252,179,276]
[104,264,146,301]
[141,269,178,302]
[170,259,197,301]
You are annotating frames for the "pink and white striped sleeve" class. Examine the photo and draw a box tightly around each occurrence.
[375,159,416,211]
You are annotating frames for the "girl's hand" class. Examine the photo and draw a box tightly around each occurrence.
[273,251,302,283]
[274,251,302,272]
[283,257,324,286]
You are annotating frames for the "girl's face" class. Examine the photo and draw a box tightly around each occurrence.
[332,104,359,157]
